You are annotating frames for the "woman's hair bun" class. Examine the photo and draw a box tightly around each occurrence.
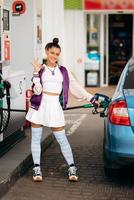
[45,38,61,50]
[53,38,59,45]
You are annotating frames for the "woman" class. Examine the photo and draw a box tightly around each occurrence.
[26,38,99,182]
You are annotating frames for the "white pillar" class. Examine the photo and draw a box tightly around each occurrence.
[33,0,42,63]
[42,0,66,64]
[64,10,86,86]
[100,14,104,87]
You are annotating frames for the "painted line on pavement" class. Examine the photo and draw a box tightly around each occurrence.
[65,114,87,136]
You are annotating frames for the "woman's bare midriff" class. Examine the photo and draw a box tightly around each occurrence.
[43,91,60,96]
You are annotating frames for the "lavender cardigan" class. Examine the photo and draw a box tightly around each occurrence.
[30,66,69,110]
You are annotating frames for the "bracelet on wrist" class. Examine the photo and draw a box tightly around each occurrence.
[33,71,39,74]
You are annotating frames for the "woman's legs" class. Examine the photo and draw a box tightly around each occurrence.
[52,126,74,166]
[51,126,78,181]
[31,123,43,181]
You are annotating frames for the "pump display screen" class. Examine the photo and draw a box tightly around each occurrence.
[3,9,9,31]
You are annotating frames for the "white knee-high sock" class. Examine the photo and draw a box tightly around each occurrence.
[31,127,43,166]
[53,129,74,166]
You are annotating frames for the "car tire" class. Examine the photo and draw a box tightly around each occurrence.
[104,166,119,177]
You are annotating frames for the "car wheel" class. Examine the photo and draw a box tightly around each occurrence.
[104,166,113,177]
[104,166,119,177]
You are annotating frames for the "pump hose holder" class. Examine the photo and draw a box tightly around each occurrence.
[0,80,11,133]
[0,79,27,134]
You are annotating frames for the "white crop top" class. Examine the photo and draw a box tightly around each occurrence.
[42,65,63,93]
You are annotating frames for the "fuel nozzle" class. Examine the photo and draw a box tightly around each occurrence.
[92,93,111,117]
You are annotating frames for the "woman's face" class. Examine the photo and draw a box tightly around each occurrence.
[46,47,61,66]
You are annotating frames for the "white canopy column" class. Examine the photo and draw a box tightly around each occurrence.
[42,0,66,65]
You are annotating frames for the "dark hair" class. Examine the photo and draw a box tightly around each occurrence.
[45,38,61,50]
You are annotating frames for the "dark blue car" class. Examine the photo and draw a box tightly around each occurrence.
[103,57,134,176]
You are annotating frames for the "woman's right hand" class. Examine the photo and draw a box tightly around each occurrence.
[90,96,100,108]
[32,59,42,73]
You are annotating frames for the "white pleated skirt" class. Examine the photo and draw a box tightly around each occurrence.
[26,93,65,127]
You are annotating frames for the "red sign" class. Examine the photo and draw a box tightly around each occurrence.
[4,40,10,61]
[12,0,26,14]
[84,0,134,10]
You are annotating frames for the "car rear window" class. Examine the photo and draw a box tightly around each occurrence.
[124,64,134,89]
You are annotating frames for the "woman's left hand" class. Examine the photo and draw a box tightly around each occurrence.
[32,59,42,72]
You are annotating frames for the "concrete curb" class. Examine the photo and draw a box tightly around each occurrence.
[0,128,54,199]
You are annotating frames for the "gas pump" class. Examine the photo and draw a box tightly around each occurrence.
[0,6,11,140]
[0,4,26,156]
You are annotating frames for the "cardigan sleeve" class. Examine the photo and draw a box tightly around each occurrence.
[67,69,93,102]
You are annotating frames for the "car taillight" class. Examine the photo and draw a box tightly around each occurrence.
[109,100,130,126]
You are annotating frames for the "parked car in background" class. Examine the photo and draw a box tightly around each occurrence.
[103,57,134,176]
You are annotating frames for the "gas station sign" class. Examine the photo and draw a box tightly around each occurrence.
[12,0,26,14]
[84,0,134,10]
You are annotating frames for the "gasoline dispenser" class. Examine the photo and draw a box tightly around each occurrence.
[0,5,26,156]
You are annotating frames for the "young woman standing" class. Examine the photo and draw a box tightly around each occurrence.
[26,38,99,182]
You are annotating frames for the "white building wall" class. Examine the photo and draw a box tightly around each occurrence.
[4,0,41,88]
[64,10,86,86]
[42,0,66,64]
